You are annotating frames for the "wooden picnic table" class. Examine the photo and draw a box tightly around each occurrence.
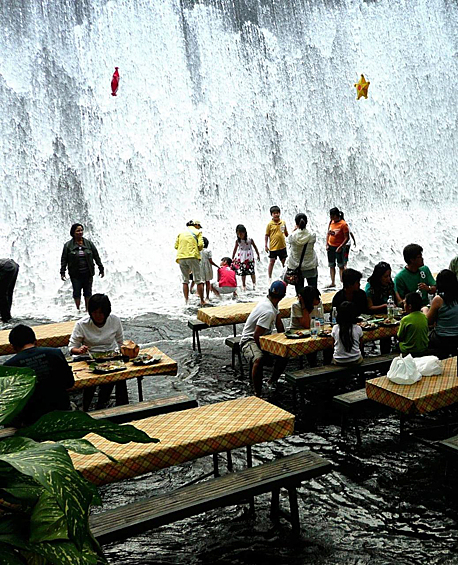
[197,291,336,327]
[71,396,295,486]
[70,347,177,403]
[366,356,458,415]
[259,324,399,358]
[0,321,75,355]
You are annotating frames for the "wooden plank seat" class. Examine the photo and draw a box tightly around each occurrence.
[89,450,332,544]
[188,319,209,353]
[286,353,398,410]
[333,389,371,445]
[0,394,198,440]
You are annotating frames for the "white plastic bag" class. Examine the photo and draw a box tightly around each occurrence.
[413,355,442,377]
[387,354,422,385]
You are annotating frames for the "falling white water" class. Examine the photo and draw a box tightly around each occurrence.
[1,0,458,320]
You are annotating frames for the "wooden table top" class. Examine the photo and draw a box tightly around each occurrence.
[0,321,75,355]
[71,396,295,486]
[366,356,458,415]
[197,291,336,327]
[70,347,177,390]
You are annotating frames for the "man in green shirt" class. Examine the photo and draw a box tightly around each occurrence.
[397,292,429,355]
[394,244,436,306]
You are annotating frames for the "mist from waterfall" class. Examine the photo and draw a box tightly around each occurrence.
[1,0,458,320]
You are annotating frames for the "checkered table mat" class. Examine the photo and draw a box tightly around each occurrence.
[70,347,177,390]
[0,321,75,355]
[197,292,335,327]
[366,356,458,414]
[71,396,295,486]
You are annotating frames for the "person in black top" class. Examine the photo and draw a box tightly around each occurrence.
[332,268,368,317]
[3,325,74,426]
[0,258,19,322]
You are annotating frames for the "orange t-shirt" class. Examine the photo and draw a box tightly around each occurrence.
[327,220,349,247]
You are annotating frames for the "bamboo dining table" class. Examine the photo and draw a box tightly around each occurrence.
[71,396,295,486]
[0,321,75,355]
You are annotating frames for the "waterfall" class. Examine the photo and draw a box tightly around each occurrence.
[1,0,457,319]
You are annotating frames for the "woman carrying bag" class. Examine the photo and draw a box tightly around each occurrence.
[284,213,318,294]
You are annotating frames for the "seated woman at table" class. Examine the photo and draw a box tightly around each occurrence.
[290,286,321,367]
[69,293,126,410]
[332,269,368,317]
[331,301,364,366]
[365,261,396,354]
[422,269,458,357]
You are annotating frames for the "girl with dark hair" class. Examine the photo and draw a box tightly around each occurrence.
[290,286,321,330]
[331,301,363,365]
[60,223,104,311]
[422,269,458,356]
[68,294,126,410]
[285,213,318,293]
[232,224,260,291]
[326,207,349,287]
[365,262,396,313]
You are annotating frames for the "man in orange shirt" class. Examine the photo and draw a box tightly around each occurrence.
[326,207,349,287]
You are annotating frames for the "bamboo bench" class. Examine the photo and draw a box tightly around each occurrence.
[89,450,332,544]
[286,353,397,410]
[0,393,198,439]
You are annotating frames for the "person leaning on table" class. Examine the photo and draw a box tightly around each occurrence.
[240,280,288,397]
[175,219,205,306]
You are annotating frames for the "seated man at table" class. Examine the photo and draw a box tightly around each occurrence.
[3,324,75,425]
[240,280,288,396]
[394,243,436,307]
[396,292,428,357]
[331,268,368,317]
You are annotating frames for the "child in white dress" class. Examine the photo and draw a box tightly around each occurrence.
[232,224,261,291]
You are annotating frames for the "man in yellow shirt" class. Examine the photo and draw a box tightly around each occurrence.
[265,206,288,282]
[175,220,205,305]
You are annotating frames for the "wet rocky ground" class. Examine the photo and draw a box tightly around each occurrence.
[30,309,458,565]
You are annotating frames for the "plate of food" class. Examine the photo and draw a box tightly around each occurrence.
[90,351,122,361]
[89,360,126,374]
[359,322,378,331]
[318,328,332,337]
[285,329,311,339]
[132,353,162,365]
[379,317,400,327]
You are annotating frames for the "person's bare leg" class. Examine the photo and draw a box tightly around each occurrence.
[280,257,286,267]
[74,297,81,311]
[268,259,275,279]
[205,281,211,300]
[197,283,205,305]
[251,274,256,290]
[242,275,247,291]
[84,296,90,311]
[252,357,264,396]
[182,283,189,304]
[339,266,345,282]
[211,284,220,298]
[330,267,336,286]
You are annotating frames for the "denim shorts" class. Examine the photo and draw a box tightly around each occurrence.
[327,245,346,268]
[71,275,93,299]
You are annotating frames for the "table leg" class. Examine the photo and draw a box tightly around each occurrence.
[233,324,236,337]
[212,453,220,477]
[226,450,233,472]
[137,377,143,402]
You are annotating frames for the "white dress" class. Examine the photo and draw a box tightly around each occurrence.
[200,249,213,282]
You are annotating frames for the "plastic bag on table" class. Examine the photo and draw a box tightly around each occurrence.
[387,354,422,385]
[413,355,442,377]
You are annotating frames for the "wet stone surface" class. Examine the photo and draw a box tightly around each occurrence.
[64,312,458,564]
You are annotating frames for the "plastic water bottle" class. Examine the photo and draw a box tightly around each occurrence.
[331,307,337,325]
[311,316,318,338]
[387,295,394,318]
[316,302,325,326]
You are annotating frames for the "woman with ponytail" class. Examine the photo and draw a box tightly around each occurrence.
[285,213,318,293]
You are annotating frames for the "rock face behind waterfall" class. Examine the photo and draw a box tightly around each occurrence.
[1,0,457,319]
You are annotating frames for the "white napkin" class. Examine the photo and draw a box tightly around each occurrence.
[387,354,422,385]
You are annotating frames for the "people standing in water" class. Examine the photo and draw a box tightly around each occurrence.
[60,223,104,312]
[265,206,288,283]
[326,207,349,287]
[232,224,260,291]
[0,258,19,322]
[285,213,318,294]
[174,220,206,306]
[197,237,219,301]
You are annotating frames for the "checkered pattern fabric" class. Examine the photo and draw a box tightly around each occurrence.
[0,321,76,355]
[197,292,335,327]
[70,347,177,390]
[366,356,458,414]
[259,325,398,358]
[71,396,295,486]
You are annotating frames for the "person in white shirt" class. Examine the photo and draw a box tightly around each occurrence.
[69,293,125,410]
[240,280,288,396]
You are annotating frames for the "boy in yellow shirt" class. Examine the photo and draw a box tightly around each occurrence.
[265,206,288,282]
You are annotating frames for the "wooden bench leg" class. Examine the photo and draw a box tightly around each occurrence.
[195,330,201,354]
[270,488,280,520]
[192,329,196,351]
[213,453,220,477]
[136,377,143,403]
[231,349,236,370]
[288,486,300,533]
[237,349,244,379]
[226,451,233,472]
[246,445,255,513]
[233,324,237,337]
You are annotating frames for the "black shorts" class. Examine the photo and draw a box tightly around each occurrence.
[269,248,287,260]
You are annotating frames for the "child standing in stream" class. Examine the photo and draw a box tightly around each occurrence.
[232,225,261,291]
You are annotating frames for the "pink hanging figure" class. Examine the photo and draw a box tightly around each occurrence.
[111,67,120,96]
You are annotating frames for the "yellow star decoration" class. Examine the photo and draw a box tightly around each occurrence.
[354,74,370,100]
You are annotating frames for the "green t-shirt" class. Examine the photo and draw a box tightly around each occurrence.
[397,311,429,354]
[393,266,435,305]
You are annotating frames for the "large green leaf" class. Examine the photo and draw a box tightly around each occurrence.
[0,542,26,564]
[0,437,38,455]
[30,490,68,543]
[0,443,94,550]
[30,538,106,565]
[58,439,117,463]
[0,369,36,426]
[17,410,159,444]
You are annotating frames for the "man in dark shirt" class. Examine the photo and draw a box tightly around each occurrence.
[0,258,19,322]
[332,268,368,317]
[3,324,75,425]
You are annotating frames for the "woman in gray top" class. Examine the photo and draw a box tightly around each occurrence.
[285,213,318,293]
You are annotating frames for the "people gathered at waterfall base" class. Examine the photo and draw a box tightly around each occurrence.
[175,220,206,306]
[326,207,349,287]
[265,206,288,283]
[0,258,19,323]
[232,224,260,291]
[285,213,318,294]
[211,257,237,298]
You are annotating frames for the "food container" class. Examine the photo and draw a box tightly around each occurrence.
[120,340,140,359]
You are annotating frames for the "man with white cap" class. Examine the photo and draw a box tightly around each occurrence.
[240,280,288,396]
[175,220,205,306]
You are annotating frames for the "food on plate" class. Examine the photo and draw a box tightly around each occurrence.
[132,353,162,365]
[89,360,126,373]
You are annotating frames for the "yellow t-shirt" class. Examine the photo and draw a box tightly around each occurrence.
[266,220,287,251]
